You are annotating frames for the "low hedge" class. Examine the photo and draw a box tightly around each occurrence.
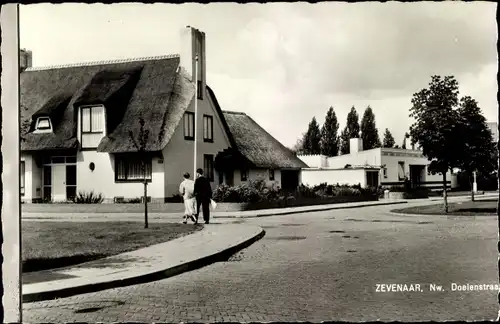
[212,180,379,204]
[240,195,378,211]
[387,184,429,199]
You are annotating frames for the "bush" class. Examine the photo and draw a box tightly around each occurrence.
[212,180,378,203]
[128,198,142,203]
[74,191,104,204]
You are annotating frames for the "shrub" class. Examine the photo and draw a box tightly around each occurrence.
[333,186,361,197]
[297,184,319,198]
[212,184,240,202]
[212,180,378,203]
[74,191,104,204]
[128,197,142,203]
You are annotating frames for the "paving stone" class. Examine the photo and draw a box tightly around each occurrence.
[23,202,499,322]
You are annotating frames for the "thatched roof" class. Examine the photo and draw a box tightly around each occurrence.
[222,111,309,169]
[20,55,195,152]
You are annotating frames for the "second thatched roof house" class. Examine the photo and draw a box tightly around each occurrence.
[20,27,307,203]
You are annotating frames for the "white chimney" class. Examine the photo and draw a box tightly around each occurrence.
[180,26,206,99]
[20,49,32,71]
[349,138,363,154]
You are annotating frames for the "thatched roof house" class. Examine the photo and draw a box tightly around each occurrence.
[222,111,308,169]
[20,54,196,153]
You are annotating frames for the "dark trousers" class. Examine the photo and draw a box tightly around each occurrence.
[196,198,210,223]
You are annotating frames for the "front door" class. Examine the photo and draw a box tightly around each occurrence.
[52,164,66,201]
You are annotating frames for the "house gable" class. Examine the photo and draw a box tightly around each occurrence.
[160,85,233,197]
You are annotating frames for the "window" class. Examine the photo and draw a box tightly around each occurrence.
[383,167,387,179]
[183,112,195,140]
[204,154,214,182]
[115,155,152,182]
[81,106,104,148]
[269,169,275,181]
[203,115,213,142]
[20,161,25,196]
[398,161,405,181]
[66,165,77,201]
[197,80,203,100]
[241,169,249,182]
[35,117,52,131]
[43,165,51,201]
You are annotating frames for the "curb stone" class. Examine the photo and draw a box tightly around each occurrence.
[224,201,410,219]
[23,226,265,303]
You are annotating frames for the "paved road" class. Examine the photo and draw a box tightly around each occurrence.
[23,203,499,322]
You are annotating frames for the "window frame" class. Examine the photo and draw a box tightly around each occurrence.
[35,117,52,131]
[114,155,153,183]
[269,169,275,181]
[81,106,104,135]
[183,111,195,141]
[20,161,25,196]
[383,167,388,179]
[203,114,214,143]
[203,154,214,182]
[81,105,105,149]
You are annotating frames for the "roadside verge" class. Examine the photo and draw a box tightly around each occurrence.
[23,224,265,303]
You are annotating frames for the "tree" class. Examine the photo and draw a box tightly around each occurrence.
[346,106,360,139]
[360,106,381,150]
[339,106,361,155]
[455,96,497,201]
[290,134,305,155]
[409,75,462,213]
[339,127,350,155]
[128,116,151,229]
[302,117,322,154]
[320,107,340,157]
[382,128,395,148]
[402,132,410,149]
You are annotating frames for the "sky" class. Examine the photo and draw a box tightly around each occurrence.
[20,2,498,148]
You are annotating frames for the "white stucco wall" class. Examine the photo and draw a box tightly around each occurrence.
[297,155,327,168]
[301,168,367,187]
[162,90,232,198]
[326,148,382,169]
[76,151,165,201]
[380,148,455,187]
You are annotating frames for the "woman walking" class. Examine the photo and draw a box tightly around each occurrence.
[179,172,196,224]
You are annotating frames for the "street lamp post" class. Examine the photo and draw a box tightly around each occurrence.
[193,53,199,178]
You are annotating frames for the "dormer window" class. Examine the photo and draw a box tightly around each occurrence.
[81,105,105,149]
[34,117,52,132]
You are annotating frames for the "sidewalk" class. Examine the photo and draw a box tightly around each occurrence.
[22,199,410,221]
[23,224,264,302]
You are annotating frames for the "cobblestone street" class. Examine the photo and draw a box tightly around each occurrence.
[23,204,499,322]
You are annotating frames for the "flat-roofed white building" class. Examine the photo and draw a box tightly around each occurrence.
[299,138,457,189]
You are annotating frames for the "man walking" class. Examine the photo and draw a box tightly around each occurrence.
[179,172,196,224]
[194,168,212,224]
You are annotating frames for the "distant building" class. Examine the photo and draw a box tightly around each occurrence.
[298,138,457,190]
